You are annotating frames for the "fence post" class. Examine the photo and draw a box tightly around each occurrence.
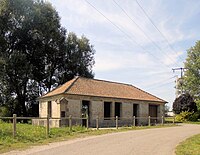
[148,116,151,126]
[13,114,17,138]
[133,116,136,127]
[161,116,164,125]
[86,114,89,129]
[96,116,99,130]
[46,114,50,138]
[69,115,72,132]
[116,116,118,129]
[173,115,175,125]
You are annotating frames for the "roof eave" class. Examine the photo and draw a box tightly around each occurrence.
[64,93,167,104]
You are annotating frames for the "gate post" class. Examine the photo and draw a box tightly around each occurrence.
[148,116,151,126]
[116,116,118,129]
[46,114,50,138]
[161,116,164,125]
[96,116,99,130]
[173,115,175,124]
[13,114,17,138]
[69,115,72,132]
[86,114,89,129]
[133,116,136,127]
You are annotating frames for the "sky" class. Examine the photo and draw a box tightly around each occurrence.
[48,0,200,109]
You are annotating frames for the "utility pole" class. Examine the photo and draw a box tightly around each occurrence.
[172,67,187,96]
[172,67,187,78]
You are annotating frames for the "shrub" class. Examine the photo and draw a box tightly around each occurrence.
[173,93,197,114]
[175,111,194,122]
[188,112,199,122]
[175,111,200,122]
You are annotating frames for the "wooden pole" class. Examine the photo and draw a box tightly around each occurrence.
[96,116,99,130]
[69,115,72,132]
[116,116,118,129]
[133,116,136,127]
[161,116,164,125]
[148,116,151,126]
[13,114,17,138]
[86,114,89,129]
[46,114,49,138]
[173,115,175,125]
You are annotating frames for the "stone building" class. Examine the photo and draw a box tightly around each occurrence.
[34,77,167,127]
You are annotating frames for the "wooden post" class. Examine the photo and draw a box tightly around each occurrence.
[69,115,72,132]
[46,114,50,138]
[96,116,99,130]
[148,116,151,126]
[133,116,136,127]
[161,116,164,125]
[86,114,89,129]
[173,115,175,124]
[116,116,118,129]
[13,114,17,138]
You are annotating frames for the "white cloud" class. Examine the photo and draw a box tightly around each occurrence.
[162,51,183,65]
[94,52,154,71]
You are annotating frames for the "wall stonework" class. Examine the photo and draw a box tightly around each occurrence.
[39,101,47,117]
[38,94,166,127]
[122,102,132,118]
[52,100,60,118]
[67,99,81,117]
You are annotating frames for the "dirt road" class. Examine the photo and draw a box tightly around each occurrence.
[3,124,200,155]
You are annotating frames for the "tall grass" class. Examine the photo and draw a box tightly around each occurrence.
[0,121,87,153]
[176,134,200,155]
[0,121,175,153]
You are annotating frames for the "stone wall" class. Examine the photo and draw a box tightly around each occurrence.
[38,94,165,127]
[39,101,47,117]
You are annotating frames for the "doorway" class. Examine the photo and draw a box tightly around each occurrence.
[133,104,139,125]
[82,100,90,127]
[115,102,121,118]
[149,105,158,123]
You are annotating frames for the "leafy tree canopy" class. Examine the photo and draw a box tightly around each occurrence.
[183,41,200,109]
[173,93,197,114]
[0,0,95,117]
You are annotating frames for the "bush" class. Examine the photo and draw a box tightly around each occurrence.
[173,93,197,114]
[188,112,199,122]
[175,111,200,122]
[175,111,194,122]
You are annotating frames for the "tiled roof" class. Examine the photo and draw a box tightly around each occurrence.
[41,77,167,103]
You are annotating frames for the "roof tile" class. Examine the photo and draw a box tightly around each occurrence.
[41,77,166,103]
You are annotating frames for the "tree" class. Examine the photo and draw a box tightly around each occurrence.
[0,0,95,117]
[173,93,197,114]
[183,41,200,109]
[57,32,95,85]
[0,0,67,117]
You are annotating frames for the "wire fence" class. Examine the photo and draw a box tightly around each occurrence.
[0,114,177,139]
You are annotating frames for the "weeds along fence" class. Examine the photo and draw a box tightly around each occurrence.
[0,114,176,139]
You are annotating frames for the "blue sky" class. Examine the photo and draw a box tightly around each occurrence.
[48,0,200,109]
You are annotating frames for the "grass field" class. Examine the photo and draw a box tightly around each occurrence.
[176,134,200,155]
[0,122,175,153]
[165,117,200,154]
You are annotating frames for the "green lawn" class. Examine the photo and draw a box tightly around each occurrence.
[183,121,200,125]
[176,121,200,155]
[0,122,175,153]
[176,134,200,155]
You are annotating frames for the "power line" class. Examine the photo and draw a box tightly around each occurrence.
[113,0,180,67]
[146,80,174,91]
[84,0,173,70]
[135,0,185,63]
[145,75,176,89]
[132,71,174,84]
